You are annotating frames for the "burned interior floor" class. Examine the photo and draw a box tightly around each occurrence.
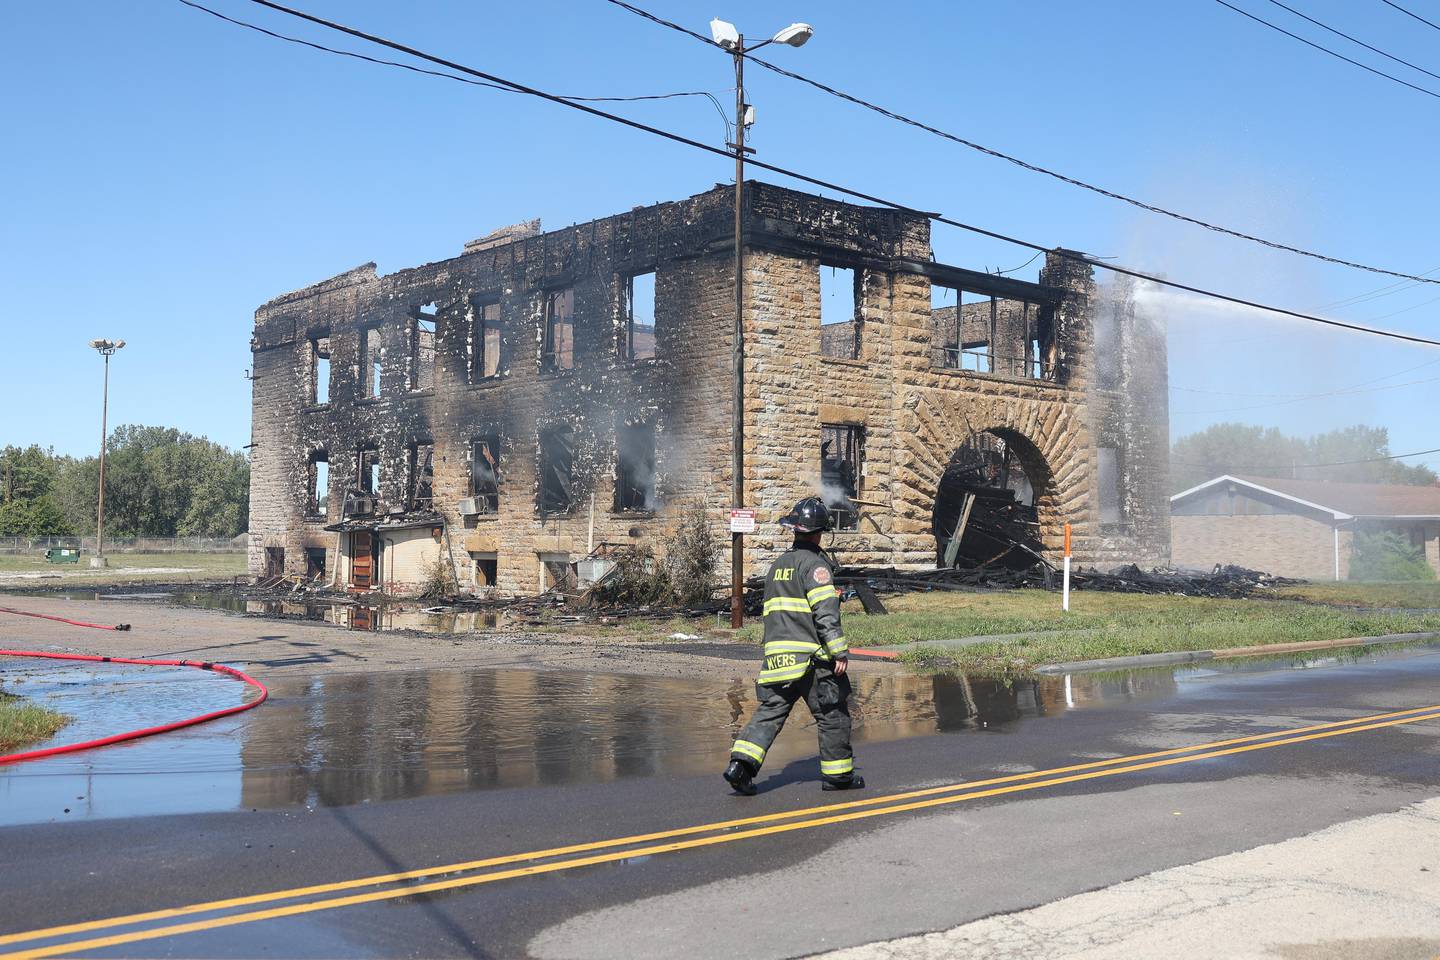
[248,181,1169,596]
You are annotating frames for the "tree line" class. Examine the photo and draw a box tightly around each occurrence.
[0,426,250,538]
[1171,423,1436,494]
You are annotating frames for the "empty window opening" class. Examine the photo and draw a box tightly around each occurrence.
[310,336,331,404]
[357,445,380,496]
[820,265,860,360]
[470,297,501,381]
[408,442,434,510]
[542,288,575,372]
[622,272,656,361]
[470,551,498,588]
[1098,447,1124,529]
[615,421,657,511]
[469,435,500,514]
[410,304,437,392]
[305,547,327,579]
[540,553,573,592]
[362,329,383,399]
[821,424,864,532]
[263,547,285,578]
[307,450,329,518]
[959,341,992,373]
[538,425,575,514]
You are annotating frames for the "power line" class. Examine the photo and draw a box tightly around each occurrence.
[1212,0,1440,100]
[1173,446,1440,470]
[184,0,1440,348]
[175,0,733,137]
[1379,0,1440,33]
[602,0,1440,288]
[1263,0,1440,82]
[1171,373,1440,414]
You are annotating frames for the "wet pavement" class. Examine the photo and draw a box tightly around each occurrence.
[1,646,1409,827]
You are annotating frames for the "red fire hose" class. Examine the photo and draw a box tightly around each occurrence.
[0,609,267,765]
[0,605,130,630]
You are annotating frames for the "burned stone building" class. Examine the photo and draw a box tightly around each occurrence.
[248,182,1169,594]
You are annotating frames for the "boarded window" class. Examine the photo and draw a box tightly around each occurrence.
[310,336,330,405]
[1098,447,1123,527]
[411,304,437,392]
[408,442,434,509]
[821,424,864,532]
[362,329,383,399]
[615,421,656,511]
[622,272,656,361]
[358,445,380,495]
[538,425,575,514]
[470,298,501,381]
[469,435,500,514]
[307,450,329,518]
[820,265,860,360]
[542,288,575,372]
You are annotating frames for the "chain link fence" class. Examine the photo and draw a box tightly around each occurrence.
[0,536,246,555]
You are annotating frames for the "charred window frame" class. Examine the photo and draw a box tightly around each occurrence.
[469,296,502,383]
[360,328,383,399]
[306,450,329,518]
[470,551,498,587]
[820,264,861,361]
[821,424,864,532]
[537,425,576,515]
[621,272,656,362]
[409,303,437,392]
[615,420,657,512]
[469,434,501,514]
[541,288,575,373]
[308,335,331,405]
[357,444,380,496]
[408,441,434,510]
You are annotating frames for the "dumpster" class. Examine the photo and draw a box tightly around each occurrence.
[45,547,81,564]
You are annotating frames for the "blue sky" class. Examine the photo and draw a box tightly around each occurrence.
[3,0,1437,471]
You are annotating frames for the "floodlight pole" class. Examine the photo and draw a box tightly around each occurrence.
[730,35,747,629]
[91,341,121,568]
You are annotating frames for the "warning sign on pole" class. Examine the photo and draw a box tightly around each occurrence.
[729,509,756,534]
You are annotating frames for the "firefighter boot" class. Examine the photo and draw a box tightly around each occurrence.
[723,759,757,796]
[822,774,865,791]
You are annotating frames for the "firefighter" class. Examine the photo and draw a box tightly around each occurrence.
[723,496,864,795]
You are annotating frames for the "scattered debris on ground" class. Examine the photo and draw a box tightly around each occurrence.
[835,562,1303,600]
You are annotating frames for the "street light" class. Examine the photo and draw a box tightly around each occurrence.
[710,17,814,628]
[88,338,124,568]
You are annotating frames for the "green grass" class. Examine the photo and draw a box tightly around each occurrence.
[0,552,246,586]
[730,589,1440,678]
[1273,581,1440,610]
[0,689,70,753]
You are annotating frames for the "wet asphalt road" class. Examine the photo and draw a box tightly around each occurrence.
[3,646,1440,959]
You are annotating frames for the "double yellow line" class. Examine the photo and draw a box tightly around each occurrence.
[5,703,1440,959]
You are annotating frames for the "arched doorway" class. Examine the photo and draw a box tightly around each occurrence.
[931,429,1053,568]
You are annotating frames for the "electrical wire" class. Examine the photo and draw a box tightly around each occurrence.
[1379,0,1440,33]
[1172,446,1440,471]
[1212,0,1440,100]
[1172,373,1440,415]
[175,0,732,139]
[602,0,1440,288]
[1262,0,1440,82]
[182,0,1440,348]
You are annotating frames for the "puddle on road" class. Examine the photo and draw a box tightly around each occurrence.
[0,659,1184,826]
[26,590,504,635]
[7,648,1436,827]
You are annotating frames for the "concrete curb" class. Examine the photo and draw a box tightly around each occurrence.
[1033,631,1440,676]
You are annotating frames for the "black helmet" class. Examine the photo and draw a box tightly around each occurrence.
[780,496,831,533]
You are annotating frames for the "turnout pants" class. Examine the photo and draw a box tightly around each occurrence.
[730,663,855,782]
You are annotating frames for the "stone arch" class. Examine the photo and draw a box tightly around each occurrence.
[898,388,1090,562]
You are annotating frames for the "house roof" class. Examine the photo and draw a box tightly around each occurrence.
[1171,474,1440,519]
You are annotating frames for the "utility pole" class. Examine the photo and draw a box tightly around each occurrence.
[729,36,748,629]
[711,17,813,629]
[88,339,124,568]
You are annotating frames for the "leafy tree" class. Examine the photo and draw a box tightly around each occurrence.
[1349,531,1436,582]
[0,496,72,537]
[1172,423,1437,493]
[0,445,62,504]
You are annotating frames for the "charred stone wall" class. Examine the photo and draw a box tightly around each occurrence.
[249,182,1170,594]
